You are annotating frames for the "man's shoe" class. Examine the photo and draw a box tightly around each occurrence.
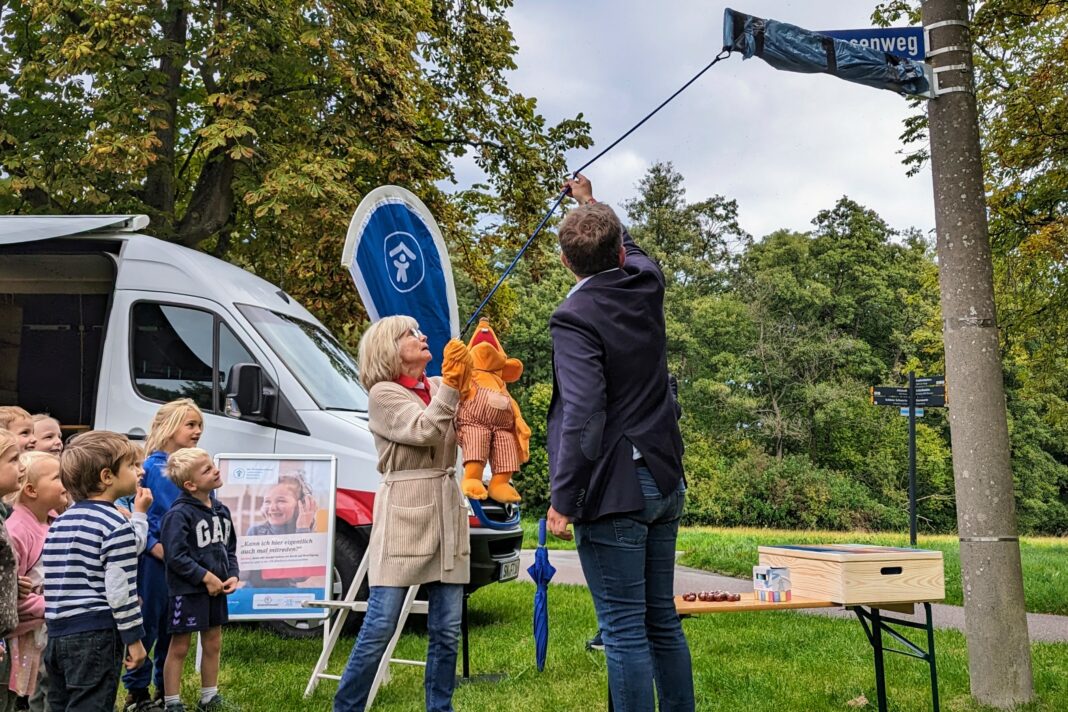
[196,694,239,712]
[585,630,605,651]
[125,692,164,712]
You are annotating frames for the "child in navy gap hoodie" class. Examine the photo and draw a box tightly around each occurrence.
[159,449,238,712]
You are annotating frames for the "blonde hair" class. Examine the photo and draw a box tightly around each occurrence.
[60,430,138,502]
[11,451,61,504]
[145,399,204,454]
[0,430,16,456]
[32,413,59,425]
[0,431,18,485]
[166,447,212,488]
[357,315,419,389]
[0,406,32,431]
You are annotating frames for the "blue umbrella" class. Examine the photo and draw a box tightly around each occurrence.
[527,518,556,671]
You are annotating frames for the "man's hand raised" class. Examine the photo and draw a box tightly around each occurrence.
[563,174,594,206]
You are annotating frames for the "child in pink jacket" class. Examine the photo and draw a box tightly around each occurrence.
[5,452,67,701]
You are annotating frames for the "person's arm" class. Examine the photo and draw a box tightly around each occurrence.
[8,528,44,621]
[142,463,167,557]
[368,383,461,447]
[160,510,208,586]
[548,310,607,520]
[101,522,146,645]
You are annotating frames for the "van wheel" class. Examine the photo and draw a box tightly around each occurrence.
[261,525,369,639]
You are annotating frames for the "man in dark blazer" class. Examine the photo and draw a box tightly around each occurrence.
[546,174,694,712]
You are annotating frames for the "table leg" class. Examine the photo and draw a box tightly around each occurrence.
[924,603,940,712]
[871,607,889,712]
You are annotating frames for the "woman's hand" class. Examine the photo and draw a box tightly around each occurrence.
[440,339,473,394]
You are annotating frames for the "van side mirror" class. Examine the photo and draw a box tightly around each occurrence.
[225,363,263,418]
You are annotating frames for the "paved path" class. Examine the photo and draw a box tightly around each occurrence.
[518,549,1068,644]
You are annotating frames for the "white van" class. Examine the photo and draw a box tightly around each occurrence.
[0,215,523,636]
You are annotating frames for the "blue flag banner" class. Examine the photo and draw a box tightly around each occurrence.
[723,8,931,97]
[341,186,458,377]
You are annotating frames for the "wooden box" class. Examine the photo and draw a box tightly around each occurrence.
[757,544,944,605]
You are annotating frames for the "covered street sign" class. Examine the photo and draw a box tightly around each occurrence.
[723,8,932,97]
[818,28,926,62]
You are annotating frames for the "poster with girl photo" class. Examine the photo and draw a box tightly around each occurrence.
[215,454,336,620]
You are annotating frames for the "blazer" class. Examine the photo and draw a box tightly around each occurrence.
[547,226,685,522]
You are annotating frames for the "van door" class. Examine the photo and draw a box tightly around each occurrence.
[98,291,278,455]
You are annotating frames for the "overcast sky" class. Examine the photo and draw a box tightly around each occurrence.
[453,1,935,241]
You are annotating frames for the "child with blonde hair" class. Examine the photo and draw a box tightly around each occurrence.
[1,452,64,708]
[159,448,237,712]
[0,409,35,454]
[123,399,204,712]
[30,416,63,455]
[0,433,28,711]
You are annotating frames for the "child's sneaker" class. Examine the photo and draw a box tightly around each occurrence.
[585,629,605,651]
[124,691,164,712]
[196,694,238,712]
[163,703,186,712]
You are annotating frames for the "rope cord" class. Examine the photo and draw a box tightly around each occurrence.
[461,49,732,335]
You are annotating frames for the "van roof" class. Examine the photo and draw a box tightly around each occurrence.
[0,214,150,244]
[0,214,322,325]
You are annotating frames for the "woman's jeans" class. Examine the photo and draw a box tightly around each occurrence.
[575,467,695,712]
[334,582,464,712]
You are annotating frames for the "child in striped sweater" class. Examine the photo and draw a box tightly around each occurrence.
[42,431,149,712]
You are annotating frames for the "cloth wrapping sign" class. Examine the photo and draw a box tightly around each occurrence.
[341,186,459,376]
[722,8,931,97]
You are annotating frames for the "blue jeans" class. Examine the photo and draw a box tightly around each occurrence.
[334,582,464,712]
[122,554,170,692]
[575,467,694,712]
[44,628,125,712]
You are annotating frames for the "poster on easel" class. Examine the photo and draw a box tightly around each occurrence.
[214,453,337,620]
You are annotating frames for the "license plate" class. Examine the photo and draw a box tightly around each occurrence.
[498,558,520,582]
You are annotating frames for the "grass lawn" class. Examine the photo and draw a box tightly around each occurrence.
[521,521,1068,615]
[157,581,1068,711]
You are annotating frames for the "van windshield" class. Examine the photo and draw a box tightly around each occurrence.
[238,304,368,412]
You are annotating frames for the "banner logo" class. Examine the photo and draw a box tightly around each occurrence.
[385,232,424,292]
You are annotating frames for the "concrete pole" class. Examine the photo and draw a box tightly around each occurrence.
[920,0,1034,706]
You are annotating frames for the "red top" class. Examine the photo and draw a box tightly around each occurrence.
[394,373,432,406]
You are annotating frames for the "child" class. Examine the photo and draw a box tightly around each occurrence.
[0,432,24,712]
[2,452,64,708]
[0,408,35,454]
[246,474,318,537]
[30,416,63,455]
[41,431,147,711]
[7,452,150,711]
[123,398,204,712]
[244,474,319,589]
[159,448,238,712]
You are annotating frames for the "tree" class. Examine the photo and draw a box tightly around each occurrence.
[0,0,591,340]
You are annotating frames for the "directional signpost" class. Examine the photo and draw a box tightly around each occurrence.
[871,372,948,545]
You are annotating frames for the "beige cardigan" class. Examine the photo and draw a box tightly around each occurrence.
[364,378,470,587]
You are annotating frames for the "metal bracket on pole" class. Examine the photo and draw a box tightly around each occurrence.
[930,64,971,97]
[923,18,969,53]
[924,18,971,98]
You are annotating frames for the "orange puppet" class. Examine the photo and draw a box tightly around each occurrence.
[456,319,530,503]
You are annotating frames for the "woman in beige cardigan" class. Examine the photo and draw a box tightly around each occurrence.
[334,315,473,712]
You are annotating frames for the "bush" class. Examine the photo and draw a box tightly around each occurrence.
[683,451,906,531]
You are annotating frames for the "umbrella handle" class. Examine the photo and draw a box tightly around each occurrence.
[538,517,547,547]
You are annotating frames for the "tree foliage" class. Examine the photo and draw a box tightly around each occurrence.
[506,161,1065,535]
[0,0,591,342]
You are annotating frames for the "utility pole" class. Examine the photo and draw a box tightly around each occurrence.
[921,0,1034,706]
